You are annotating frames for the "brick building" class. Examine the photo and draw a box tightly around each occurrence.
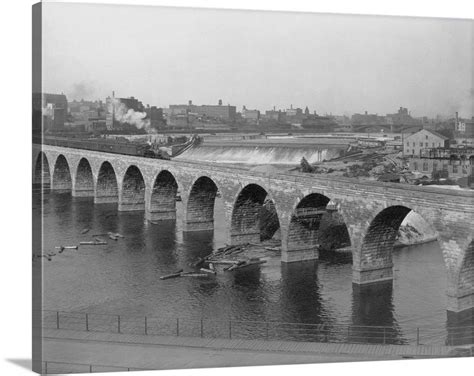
[169,100,236,121]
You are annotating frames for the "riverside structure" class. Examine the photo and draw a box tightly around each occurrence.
[33,144,474,316]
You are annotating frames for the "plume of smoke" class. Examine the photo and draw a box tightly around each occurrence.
[447,89,474,118]
[68,81,96,100]
[108,98,150,130]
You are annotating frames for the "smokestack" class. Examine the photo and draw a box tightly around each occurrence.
[455,112,459,123]
[112,91,115,124]
[188,100,192,106]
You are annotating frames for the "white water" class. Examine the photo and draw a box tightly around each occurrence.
[176,145,342,165]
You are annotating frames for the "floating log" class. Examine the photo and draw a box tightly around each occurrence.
[79,241,108,245]
[231,260,267,271]
[207,260,239,265]
[180,273,209,278]
[264,247,281,252]
[200,268,217,275]
[225,260,246,271]
[55,246,78,250]
[160,272,182,280]
[81,228,90,234]
[108,235,118,241]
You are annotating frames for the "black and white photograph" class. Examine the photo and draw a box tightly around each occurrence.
[4,0,474,375]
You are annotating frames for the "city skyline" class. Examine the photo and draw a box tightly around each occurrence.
[42,3,473,118]
[46,91,466,120]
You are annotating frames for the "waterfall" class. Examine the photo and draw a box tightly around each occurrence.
[176,145,342,165]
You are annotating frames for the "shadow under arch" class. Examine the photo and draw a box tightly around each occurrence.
[33,151,50,188]
[120,165,145,211]
[52,154,72,192]
[74,157,94,197]
[184,175,220,232]
[230,183,281,245]
[95,161,118,204]
[147,170,179,221]
[284,193,351,263]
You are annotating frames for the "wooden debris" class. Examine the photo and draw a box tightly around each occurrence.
[180,273,209,278]
[79,241,108,245]
[200,267,217,275]
[55,245,78,250]
[160,272,182,280]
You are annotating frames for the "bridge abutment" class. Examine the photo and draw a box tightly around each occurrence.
[146,209,176,221]
[281,247,319,263]
[184,219,214,232]
[352,264,394,285]
[118,201,145,211]
[72,188,95,197]
[94,195,118,204]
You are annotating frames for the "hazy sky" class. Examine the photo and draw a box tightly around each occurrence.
[42,3,473,117]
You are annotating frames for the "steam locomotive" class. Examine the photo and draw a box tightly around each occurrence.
[38,136,171,160]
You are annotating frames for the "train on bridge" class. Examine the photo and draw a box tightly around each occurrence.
[36,136,172,160]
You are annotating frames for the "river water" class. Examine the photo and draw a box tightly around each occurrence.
[35,188,458,345]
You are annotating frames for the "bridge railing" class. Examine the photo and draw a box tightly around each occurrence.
[37,360,152,374]
[34,309,474,347]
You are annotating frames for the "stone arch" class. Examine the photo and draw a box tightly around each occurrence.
[73,158,94,197]
[120,165,145,211]
[284,193,351,262]
[355,205,414,284]
[52,154,72,191]
[147,170,179,221]
[230,183,280,245]
[33,151,51,187]
[184,176,219,231]
[95,161,118,204]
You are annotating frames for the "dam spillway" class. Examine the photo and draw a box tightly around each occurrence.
[175,143,344,165]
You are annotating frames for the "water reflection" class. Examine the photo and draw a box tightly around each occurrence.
[36,191,458,345]
[351,282,404,344]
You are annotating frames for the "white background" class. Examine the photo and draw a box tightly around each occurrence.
[0,1,472,375]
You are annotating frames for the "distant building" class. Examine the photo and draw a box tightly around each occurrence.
[145,106,165,130]
[169,100,236,122]
[263,109,286,123]
[32,92,68,132]
[242,106,260,123]
[404,129,449,157]
[409,146,474,183]
[455,112,474,138]
[286,105,303,119]
[117,96,145,112]
[351,111,386,127]
[386,107,419,127]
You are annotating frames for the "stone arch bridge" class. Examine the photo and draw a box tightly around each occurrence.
[33,144,474,315]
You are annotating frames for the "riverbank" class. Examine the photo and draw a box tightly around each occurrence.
[37,328,461,373]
